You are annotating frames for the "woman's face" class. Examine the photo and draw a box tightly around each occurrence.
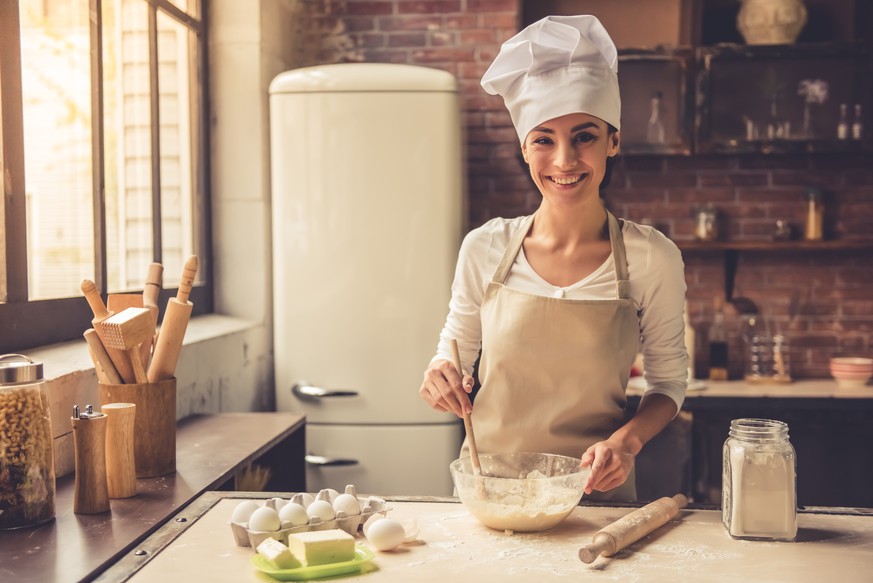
[521,112,620,207]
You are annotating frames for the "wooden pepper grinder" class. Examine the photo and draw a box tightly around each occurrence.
[103,403,137,499]
[72,405,111,514]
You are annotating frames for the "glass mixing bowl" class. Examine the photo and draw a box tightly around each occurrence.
[449,452,590,532]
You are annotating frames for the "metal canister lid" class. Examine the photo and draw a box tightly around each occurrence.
[0,354,45,385]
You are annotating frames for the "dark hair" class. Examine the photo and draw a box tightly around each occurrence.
[601,123,620,190]
[516,123,621,190]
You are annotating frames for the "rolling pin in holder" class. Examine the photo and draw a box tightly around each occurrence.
[578,494,688,563]
[72,405,111,515]
[148,256,198,382]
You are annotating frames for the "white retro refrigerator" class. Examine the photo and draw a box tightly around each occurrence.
[269,64,464,496]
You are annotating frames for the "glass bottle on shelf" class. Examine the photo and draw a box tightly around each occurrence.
[804,187,823,241]
[837,104,849,140]
[708,297,729,381]
[852,104,863,140]
[646,91,666,144]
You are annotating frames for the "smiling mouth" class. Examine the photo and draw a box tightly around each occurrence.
[549,174,584,185]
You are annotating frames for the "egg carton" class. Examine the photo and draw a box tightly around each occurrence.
[230,494,391,548]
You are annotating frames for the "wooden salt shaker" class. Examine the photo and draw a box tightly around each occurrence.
[103,403,137,499]
[72,405,110,514]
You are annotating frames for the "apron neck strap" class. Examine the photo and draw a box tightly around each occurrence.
[492,214,535,285]
[491,210,631,300]
[607,210,631,299]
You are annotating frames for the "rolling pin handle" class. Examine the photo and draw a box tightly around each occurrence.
[578,532,615,564]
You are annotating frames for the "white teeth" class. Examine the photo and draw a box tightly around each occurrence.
[551,175,581,185]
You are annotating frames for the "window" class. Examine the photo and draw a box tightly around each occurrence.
[0,0,211,353]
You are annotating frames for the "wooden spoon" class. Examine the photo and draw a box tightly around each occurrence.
[450,339,482,478]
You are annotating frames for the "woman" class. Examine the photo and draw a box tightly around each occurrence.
[419,15,688,502]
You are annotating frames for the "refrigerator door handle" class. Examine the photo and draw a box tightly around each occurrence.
[304,454,360,467]
[292,383,359,400]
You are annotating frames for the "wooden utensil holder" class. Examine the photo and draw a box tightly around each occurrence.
[99,378,176,478]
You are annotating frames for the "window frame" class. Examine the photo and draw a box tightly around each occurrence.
[0,0,212,353]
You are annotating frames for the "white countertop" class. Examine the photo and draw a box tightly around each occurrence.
[111,497,873,583]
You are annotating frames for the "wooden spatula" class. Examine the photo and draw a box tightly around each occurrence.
[100,307,154,384]
[450,339,483,489]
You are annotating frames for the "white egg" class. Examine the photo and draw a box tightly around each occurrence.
[362,513,384,537]
[307,499,336,522]
[278,502,309,527]
[332,493,361,516]
[230,500,260,524]
[247,506,281,532]
[366,518,406,551]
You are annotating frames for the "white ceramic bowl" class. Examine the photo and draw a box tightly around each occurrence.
[830,357,873,368]
[449,452,589,532]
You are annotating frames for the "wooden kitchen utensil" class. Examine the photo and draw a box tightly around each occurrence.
[84,328,123,385]
[99,378,176,477]
[450,339,482,479]
[81,279,136,383]
[103,403,137,499]
[100,307,154,384]
[72,405,111,514]
[108,293,151,367]
[578,493,688,563]
[148,255,198,382]
[143,262,164,357]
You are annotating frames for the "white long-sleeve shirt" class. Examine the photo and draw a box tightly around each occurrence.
[433,215,689,411]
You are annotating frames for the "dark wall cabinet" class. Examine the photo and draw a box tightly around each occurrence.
[524,0,873,155]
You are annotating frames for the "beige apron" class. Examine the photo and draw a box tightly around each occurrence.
[462,211,640,502]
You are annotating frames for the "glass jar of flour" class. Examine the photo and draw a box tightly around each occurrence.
[722,418,796,541]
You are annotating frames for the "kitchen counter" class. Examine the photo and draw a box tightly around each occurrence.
[626,378,873,507]
[96,493,873,583]
[628,378,873,408]
[0,413,305,583]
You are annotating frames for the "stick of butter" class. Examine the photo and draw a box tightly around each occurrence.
[287,528,355,566]
[256,537,300,569]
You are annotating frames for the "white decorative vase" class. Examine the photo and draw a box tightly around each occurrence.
[737,0,807,45]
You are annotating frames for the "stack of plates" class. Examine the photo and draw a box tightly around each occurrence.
[829,357,873,388]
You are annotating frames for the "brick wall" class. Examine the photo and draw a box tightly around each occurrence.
[302,0,873,378]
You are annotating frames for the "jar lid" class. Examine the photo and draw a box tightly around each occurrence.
[0,354,45,385]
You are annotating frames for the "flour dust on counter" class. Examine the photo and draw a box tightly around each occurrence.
[103,496,873,583]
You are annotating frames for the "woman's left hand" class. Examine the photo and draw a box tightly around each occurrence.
[579,439,635,494]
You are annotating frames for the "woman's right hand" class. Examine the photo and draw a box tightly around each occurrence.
[419,359,474,417]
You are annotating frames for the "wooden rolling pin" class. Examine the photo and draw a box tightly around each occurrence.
[148,256,198,382]
[142,262,164,360]
[578,493,688,563]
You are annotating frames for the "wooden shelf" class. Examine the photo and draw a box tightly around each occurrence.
[676,239,873,252]
[674,238,873,300]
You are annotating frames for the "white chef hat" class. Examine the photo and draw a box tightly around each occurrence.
[481,15,621,143]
